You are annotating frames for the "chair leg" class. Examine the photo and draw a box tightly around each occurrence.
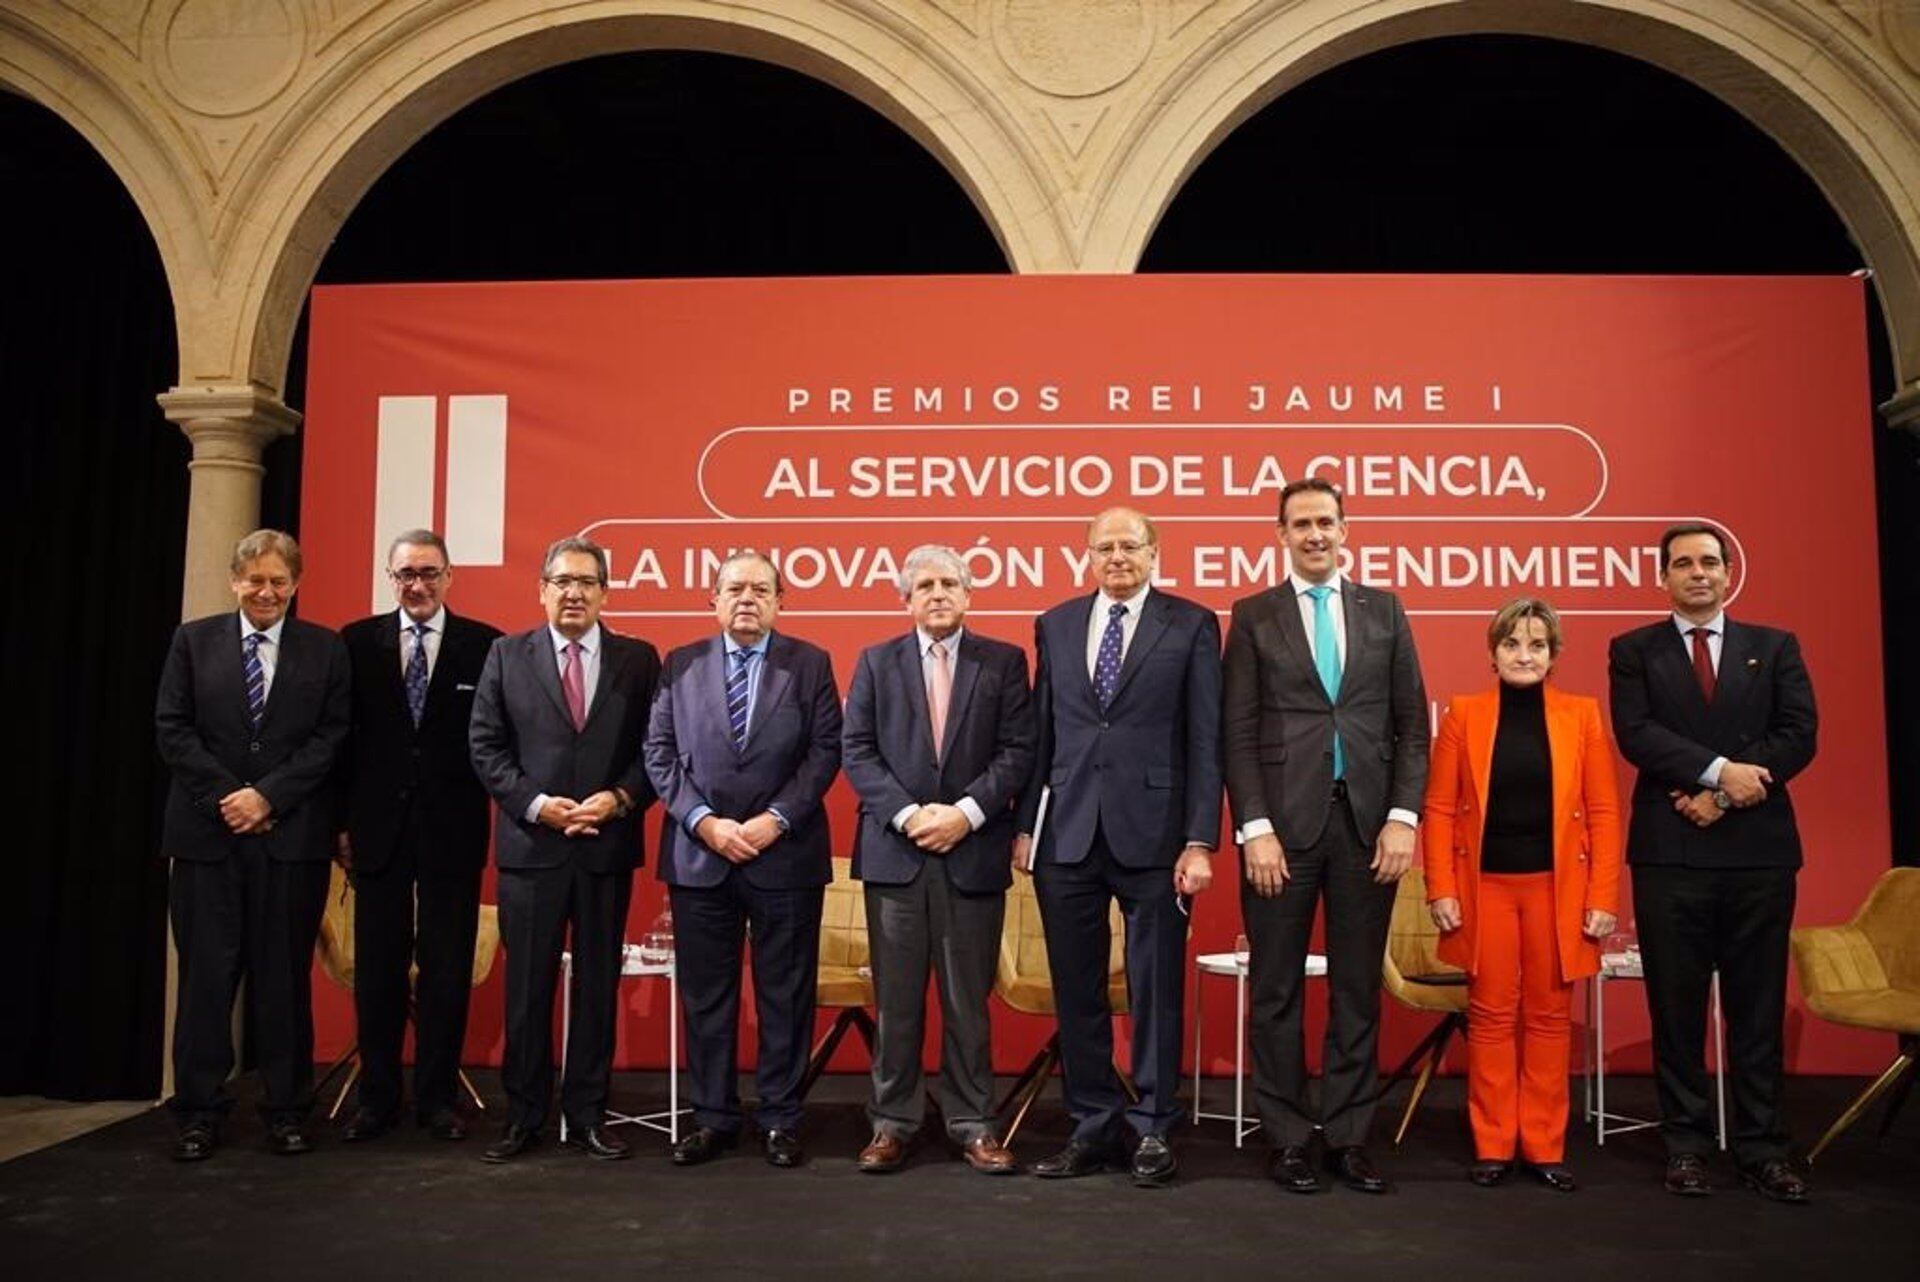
[1379,1014,1456,1097]
[1392,1013,1462,1148]
[1003,1043,1060,1146]
[1807,1045,1918,1163]
[997,1038,1058,1115]
[327,1057,362,1121]
[797,1008,865,1102]
[1876,1035,1919,1137]
[458,1068,486,1113]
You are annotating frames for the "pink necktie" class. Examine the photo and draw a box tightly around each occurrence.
[562,641,587,730]
[927,639,952,762]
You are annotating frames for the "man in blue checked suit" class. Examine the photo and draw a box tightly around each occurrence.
[645,550,842,1170]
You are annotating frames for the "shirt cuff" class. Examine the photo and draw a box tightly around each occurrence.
[891,804,920,833]
[1386,807,1421,830]
[524,794,549,825]
[1238,818,1275,843]
[1699,757,1727,789]
[768,806,791,833]
[956,797,986,831]
[685,804,713,836]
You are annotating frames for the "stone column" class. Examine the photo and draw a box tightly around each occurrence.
[158,385,302,618]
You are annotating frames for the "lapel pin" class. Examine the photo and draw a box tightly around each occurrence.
[1746,658,1761,670]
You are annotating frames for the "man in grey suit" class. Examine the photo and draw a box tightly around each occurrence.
[842,545,1034,1175]
[468,535,660,1163]
[1223,478,1429,1194]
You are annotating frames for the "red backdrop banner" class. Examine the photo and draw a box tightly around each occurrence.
[301,274,1885,1077]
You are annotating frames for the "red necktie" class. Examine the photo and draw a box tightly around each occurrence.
[562,641,587,730]
[1689,627,1716,703]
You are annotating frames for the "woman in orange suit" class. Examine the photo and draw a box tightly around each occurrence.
[1423,597,1622,1191]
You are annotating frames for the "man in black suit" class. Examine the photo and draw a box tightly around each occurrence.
[468,535,660,1162]
[1014,507,1221,1187]
[842,544,1034,1175]
[336,529,501,1143]
[1608,522,1817,1203]
[155,528,351,1160]
[644,550,842,1170]
[1222,478,1429,1195]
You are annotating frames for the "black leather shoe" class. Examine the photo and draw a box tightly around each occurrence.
[1468,1159,1512,1187]
[342,1108,393,1142]
[1269,1144,1324,1194]
[482,1124,539,1163]
[171,1123,217,1163]
[1528,1162,1577,1192]
[764,1128,805,1168]
[1741,1159,1809,1204]
[1325,1145,1390,1193]
[1030,1139,1124,1179]
[1664,1153,1712,1197]
[565,1124,632,1161]
[422,1109,467,1142]
[265,1120,312,1156]
[671,1126,738,1166]
[1130,1134,1177,1187]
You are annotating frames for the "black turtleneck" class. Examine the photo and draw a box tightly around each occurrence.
[1482,681,1553,874]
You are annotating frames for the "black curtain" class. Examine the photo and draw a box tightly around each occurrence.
[0,91,184,1097]
[1143,35,1915,866]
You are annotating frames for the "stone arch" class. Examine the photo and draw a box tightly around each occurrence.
[1087,0,1920,403]
[228,5,1052,396]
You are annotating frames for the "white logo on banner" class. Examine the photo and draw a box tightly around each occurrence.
[371,394,507,611]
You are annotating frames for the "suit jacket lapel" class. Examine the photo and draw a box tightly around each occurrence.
[379,614,411,719]
[1272,586,1328,709]
[1058,597,1099,707]
[893,634,937,761]
[1467,690,1496,830]
[1544,686,1578,828]
[223,616,253,730]
[583,633,620,729]
[1107,592,1167,706]
[530,629,573,727]
[942,633,983,762]
[1713,621,1755,713]
[746,635,794,751]
[260,622,302,730]
[1654,623,1712,726]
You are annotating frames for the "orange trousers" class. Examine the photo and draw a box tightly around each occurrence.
[1466,872,1574,1163]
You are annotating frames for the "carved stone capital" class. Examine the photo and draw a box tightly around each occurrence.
[158,384,301,468]
[158,385,302,618]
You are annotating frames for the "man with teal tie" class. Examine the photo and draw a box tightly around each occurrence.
[1222,478,1430,1194]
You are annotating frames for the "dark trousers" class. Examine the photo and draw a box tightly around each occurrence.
[350,822,482,1123]
[1032,828,1187,1144]
[671,874,825,1134]
[1632,863,1797,1166]
[497,861,633,1132]
[1241,792,1395,1149]
[864,862,1005,1142]
[168,848,331,1127]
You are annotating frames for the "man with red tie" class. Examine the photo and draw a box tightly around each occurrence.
[1608,523,1817,1203]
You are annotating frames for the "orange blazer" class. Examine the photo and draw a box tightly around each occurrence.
[1421,684,1624,980]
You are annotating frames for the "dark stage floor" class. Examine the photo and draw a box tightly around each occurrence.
[3,1072,1916,1281]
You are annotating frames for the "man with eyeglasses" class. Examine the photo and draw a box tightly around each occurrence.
[155,529,351,1161]
[468,536,661,1162]
[1014,507,1222,1186]
[645,550,842,1170]
[334,530,502,1144]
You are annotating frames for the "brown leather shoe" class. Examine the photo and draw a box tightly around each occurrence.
[857,1132,906,1173]
[961,1134,1018,1175]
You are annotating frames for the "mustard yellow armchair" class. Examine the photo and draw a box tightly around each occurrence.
[1789,867,1920,1161]
[797,857,877,1099]
[1379,867,1470,1146]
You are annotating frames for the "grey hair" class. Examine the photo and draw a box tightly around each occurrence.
[387,528,449,564]
[895,544,971,599]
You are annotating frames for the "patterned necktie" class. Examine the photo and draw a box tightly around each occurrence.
[727,648,752,748]
[926,638,953,762]
[404,622,430,728]
[1689,627,1717,703]
[1306,586,1345,779]
[1094,601,1127,708]
[243,632,267,731]
[561,640,587,731]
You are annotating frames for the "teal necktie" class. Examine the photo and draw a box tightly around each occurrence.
[1306,585,1344,779]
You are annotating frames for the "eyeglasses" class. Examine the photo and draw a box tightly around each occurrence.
[1091,541,1150,557]
[543,574,605,592]
[389,568,445,585]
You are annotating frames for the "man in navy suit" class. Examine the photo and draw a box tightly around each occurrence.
[842,545,1034,1174]
[645,550,843,1169]
[1609,523,1817,1203]
[1015,507,1222,1186]
[336,529,501,1143]
[155,529,351,1161]
[468,536,660,1163]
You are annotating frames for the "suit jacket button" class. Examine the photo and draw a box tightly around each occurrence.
[1572,810,1582,819]
[1099,720,1109,729]
[249,741,261,753]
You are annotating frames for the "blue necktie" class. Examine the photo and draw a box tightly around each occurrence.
[243,632,267,731]
[727,649,751,749]
[404,622,430,728]
[1094,602,1127,708]
[1306,586,1344,779]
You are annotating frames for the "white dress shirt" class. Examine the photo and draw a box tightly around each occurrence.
[237,613,286,701]
[398,605,447,681]
[1085,583,1151,678]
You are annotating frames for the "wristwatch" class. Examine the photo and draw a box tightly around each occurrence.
[1711,789,1732,811]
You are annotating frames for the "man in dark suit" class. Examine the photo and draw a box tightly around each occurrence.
[468,535,660,1163]
[843,545,1034,1175]
[1222,478,1429,1195]
[155,528,351,1161]
[1608,522,1817,1203]
[1014,507,1221,1187]
[644,550,842,1170]
[336,529,501,1143]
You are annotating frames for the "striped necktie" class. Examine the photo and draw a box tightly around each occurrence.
[404,622,430,727]
[727,649,752,749]
[243,632,267,730]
